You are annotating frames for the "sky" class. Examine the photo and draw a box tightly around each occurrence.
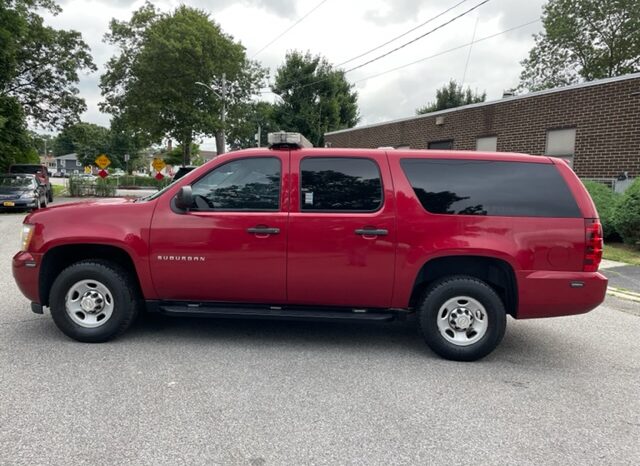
[44,0,547,149]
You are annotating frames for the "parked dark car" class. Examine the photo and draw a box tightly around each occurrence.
[0,174,47,211]
[8,164,53,202]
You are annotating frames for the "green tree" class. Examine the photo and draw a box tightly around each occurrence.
[53,122,111,166]
[0,0,96,127]
[272,51,359,147]
[100,3,265,166]
[416,79,486,114]
[227,101,279,150]
[519,0,640,92]
[161,143,200,166]
[0,96,38,172]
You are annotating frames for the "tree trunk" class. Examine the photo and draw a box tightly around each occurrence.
[182,134,192,166]
[215,130,225,156]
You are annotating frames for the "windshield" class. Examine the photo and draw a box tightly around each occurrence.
[0,176,35,188]
[9,165,41,175]
[137,179,177,202]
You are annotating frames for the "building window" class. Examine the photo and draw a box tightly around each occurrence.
[396,145,411,150]
[546,128,576,167]
[428,140,453,150]
[476,136,497,152]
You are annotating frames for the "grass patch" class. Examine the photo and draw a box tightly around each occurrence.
[603,242,640,266]
[52,184,67,197]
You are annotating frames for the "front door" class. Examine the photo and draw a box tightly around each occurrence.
[149,154,289,303]
[287,152,397,308]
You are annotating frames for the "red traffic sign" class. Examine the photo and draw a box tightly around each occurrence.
[98,169,108,178]
[155,172,164,181]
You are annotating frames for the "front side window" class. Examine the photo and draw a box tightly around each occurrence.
[191,157,281,211]
[300,157,382,212]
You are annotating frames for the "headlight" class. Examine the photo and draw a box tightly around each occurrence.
[20,192,37,199]
[21,224,35,251]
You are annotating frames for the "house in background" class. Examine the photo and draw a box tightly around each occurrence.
[52,153,82,177]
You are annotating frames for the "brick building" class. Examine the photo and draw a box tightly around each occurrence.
[324,73,640,179]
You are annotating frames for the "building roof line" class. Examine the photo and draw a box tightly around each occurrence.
[326,72,640,136]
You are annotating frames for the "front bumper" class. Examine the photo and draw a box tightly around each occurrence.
[0,199,38,209]
[12,251,42,304]
[517,270,608,319]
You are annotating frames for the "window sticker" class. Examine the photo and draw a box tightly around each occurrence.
[304,192,314,205]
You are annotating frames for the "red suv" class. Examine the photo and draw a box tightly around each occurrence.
[12,133,607,360]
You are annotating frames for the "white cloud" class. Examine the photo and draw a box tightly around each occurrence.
[35,0,544,146]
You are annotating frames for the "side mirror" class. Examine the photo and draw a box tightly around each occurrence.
[175,185,193,211]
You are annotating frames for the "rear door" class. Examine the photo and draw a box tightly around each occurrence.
[287,151,397,308]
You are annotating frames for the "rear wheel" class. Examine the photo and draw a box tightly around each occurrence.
[49,261,139,342]
[418,276,506,361]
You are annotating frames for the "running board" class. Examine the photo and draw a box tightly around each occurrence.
[151,302,398,322]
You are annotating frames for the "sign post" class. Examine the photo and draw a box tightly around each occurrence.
[152,158,166,180]
[95,154,111,178]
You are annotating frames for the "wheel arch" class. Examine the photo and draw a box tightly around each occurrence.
[39,244,142,307]
[408,255,518,317]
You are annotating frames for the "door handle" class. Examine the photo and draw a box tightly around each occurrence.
[247,226,280,235]
[355,228,388,236]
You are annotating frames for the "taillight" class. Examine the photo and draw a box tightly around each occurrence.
[584,219,603,272]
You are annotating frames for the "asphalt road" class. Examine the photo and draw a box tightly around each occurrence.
[1,208,639,465]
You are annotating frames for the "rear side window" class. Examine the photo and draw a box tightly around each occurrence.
[400,159,581,218]
[301,157,382,212]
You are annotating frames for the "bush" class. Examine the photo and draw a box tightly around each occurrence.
[68,176,116,197]
[612,178,640,248]
[582,180,619,240]
[111,175,169,189]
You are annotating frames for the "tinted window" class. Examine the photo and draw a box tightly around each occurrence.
[301,158,382,212]
[9,165,41,175]
[401,159,581,218]
[191,157,280,211]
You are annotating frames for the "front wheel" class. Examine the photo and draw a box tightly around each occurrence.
[49,261,139,342]
[418,276,506,361]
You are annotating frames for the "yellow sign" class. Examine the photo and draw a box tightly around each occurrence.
[95,154,111,169]
[84,166,92,174]
[152,158,166,172]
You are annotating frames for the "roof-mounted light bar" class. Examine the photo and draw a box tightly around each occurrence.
[268,132,313,149]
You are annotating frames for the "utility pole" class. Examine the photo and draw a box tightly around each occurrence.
[256,124,261,148]
[196,74,227,155]
[218,73,227,155]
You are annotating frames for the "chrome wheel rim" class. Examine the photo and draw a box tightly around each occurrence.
[437,296,488,346]
[65,279,114,328]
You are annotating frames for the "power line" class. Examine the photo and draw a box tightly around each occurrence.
[251,0,330,58]
[257,16,539,98]
[337,0,470,68]
[260,0,489,94]
[353,19,541,84]
[461,15,480,86]
[344,0,491,74]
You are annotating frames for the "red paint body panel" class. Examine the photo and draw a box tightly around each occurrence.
[287,150,396,308]
[148,151,290,303]
[12,147,607,320]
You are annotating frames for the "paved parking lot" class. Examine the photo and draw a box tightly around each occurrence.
[1,207,639,465]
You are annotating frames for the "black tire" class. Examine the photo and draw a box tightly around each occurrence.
[47,186,53,203]
[49,260,139,342]
[418,276,506,361]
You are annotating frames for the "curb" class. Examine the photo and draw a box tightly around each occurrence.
[607,286,640,303]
